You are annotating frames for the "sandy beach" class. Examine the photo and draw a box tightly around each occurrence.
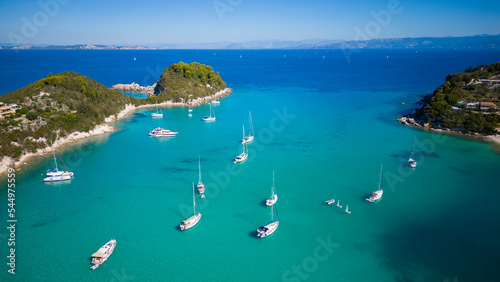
[0,88,232,176]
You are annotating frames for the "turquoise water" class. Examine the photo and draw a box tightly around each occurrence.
[1,49,500,281]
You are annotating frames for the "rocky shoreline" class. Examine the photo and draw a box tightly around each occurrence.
[0,88,232,176]
[397,115,500,144]
[111,82,156,95]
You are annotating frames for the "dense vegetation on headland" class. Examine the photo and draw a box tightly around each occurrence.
[410,62,500,135]
[0,62,228,159]
[154,62,226,102]
[0,71,141,158]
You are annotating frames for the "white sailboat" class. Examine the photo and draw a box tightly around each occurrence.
[345,205,351,214]
[257,203,279,238]
[265,171,278,206]
[336,200,342,209]
[408,136,417,168]
[233,135,248,163]
[366,164,384,202]
[44,142,74,182]
[197,157,205,194]
[180,183,202,231]
[151,99,163,117]
[202,104,215,122]
[210,100,220,105]
[242,111,254,144]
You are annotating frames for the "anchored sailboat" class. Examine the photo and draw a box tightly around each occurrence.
[257,202,279,238]
[180,183,202,231]
[234,134,248,163]
[151,99,163,117]
[366,164,384,202]
[345,205,351,214]
[197,157,205,194]
[44,141,74,182]
[408,136,417,168]
[242,111,254,144]
[202,104,215,122]
[265,171,278,206]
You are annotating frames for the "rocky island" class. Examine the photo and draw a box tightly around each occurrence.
[399,62,500,140]
[0,62,231,174]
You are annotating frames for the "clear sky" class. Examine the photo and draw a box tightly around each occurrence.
[0,0,499,45]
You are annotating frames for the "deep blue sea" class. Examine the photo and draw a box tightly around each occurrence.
[1,49,500,281]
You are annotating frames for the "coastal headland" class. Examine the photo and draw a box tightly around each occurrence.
[398,62,500,145]
[0,62,230,176]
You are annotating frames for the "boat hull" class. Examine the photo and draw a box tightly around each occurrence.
[197,182,205,194]
[44,170,73,182]
[242,136,254,144]
[257,221,279,238]
[180,214,202,231]
[90,239,116,270]
[233,153,248,163]
[366,190,383,202]
[266,195,278,206]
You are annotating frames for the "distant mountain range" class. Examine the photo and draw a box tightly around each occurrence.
[0,44,154,50]
[1,34,499,50]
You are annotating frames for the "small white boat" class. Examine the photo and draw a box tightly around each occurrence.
[44,142,74,182]
[210,100,220,105]
[265,171,278,206]
[197,157,205,194]
[202,104,215,122]
[325,199,335,205]
[336,200,342,209]
[188,113,192,117]
[366,164,384,202]
[257,204,279,238]
[408,136,417,168]
[188,108,193,112]
[151,100,163,117]
[180,183,202,231]
[90,239,116,270]
[242,111,254,144]
[233,141,248,164]
[345,205,351,214]
[149,127,178,137]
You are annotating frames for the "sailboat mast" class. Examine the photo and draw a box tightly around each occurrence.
[198,157,202,182]
[378,164,383,190]
[272,171,275,196]
[51,141,58,170]
[192,183,196,216]
[249,111,254,136]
